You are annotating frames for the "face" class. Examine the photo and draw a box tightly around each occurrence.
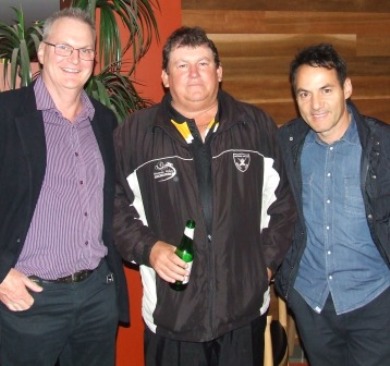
[294,65,353,144]
[161,45,222,113]
[38,17,95,94]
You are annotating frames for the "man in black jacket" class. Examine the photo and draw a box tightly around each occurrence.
[0,8,128,365]
[276,43,390,366]
[114,26,295,366]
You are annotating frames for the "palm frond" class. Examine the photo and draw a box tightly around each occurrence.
[85,64,151,123]
[71,0,160,71]
[0,7,42,88]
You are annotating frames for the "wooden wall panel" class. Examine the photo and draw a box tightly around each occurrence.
[209,34,357,57]
[182,2,390,125]
[182,0,390,13]
[182,10,390,35]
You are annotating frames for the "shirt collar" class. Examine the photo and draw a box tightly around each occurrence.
[34,76,95,121]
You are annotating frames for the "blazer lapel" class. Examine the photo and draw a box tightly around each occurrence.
[15,86,47,188]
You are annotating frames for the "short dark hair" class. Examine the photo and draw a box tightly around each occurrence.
[162,26,220,72]
[43,8,96,41]
[290,43,347,91]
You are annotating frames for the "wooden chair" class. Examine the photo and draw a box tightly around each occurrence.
[264,286,295,366]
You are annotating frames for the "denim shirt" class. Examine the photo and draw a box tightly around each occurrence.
[294,117,390,315]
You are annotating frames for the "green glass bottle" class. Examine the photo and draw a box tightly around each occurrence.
[170,219,195,291]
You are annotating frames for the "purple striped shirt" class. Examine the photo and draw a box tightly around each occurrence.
[15,77,107,279]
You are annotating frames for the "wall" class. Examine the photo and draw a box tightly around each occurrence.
[182,0,390,125]
[0,0,59,26]
[115,1,181,365]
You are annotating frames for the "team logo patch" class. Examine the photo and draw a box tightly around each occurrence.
[233,152,250,172]
[154,161,177,182]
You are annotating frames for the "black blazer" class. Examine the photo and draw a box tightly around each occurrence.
[0,82,129,324]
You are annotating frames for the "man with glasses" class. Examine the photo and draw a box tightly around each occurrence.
[0,8,128,366]
[43,41,97,61]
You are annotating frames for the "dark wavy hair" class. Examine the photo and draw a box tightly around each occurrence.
[290,43,347,91]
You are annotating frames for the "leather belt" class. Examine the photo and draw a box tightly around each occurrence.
[29,269,94,284]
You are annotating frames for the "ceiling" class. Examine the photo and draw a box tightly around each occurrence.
[0,0,60,26]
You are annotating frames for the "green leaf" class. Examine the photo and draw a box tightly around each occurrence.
[71,0,160,71]
[0,6,42,89]
[85,66,151,123]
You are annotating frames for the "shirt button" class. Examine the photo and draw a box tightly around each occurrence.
[329,275,333,280]
[326,199,330,204]
[84,212,88,217]
[326,226,330,230]
[327,251,331,255]
[327,172,331,177]
[329,146,334,151]
[75,152,79,157]
[79,180,84,185]
[85,241,89,246]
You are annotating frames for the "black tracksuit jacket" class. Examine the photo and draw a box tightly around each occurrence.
[114,90,296,341]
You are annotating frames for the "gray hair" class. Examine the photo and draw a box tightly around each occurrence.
[42,8,96,41]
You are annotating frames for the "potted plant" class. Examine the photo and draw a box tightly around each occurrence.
[0,0,160,122]
[0,7,42,89]
[71,0,160,121]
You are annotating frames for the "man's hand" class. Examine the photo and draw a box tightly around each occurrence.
[0,268,43,311]
[149,241,189,283]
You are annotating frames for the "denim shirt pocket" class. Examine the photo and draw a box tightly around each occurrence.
[343,178,366,218]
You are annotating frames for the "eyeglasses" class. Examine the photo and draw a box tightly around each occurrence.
[44,41,96,61]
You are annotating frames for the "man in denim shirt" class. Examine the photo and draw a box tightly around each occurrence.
[276,43,390,366]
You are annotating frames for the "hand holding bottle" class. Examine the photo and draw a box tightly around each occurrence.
[149,220,195,290]
[149,241,191,284]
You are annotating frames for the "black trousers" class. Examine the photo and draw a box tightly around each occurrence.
[0,261,119,366]
[289,286,390,366]
[144,314,266,366]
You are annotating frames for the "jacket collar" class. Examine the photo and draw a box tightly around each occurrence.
[153,89,247,136]
[348,100,372,150]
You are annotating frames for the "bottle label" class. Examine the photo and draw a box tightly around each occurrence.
[184,227,194,239]
[182,260,193,284]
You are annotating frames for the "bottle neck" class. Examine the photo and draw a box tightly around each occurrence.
[184,226,195,239]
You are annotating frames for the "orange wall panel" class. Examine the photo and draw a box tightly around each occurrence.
[115,2,181,366]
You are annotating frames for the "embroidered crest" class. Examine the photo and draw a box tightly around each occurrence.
[154,161,177,182]
[233,152,250,172]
